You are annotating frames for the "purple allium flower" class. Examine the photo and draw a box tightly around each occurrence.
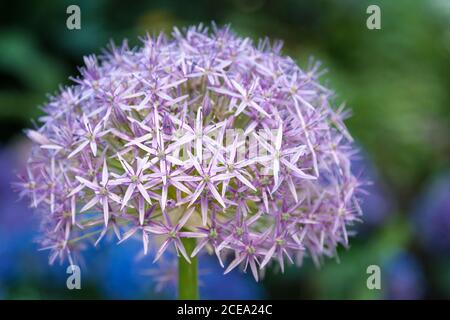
[17,24,362,280]
[413,172,450,255]
[351,151,394,234]
[383,251,425,300]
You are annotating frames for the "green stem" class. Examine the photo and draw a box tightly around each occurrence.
[178,237,199,300]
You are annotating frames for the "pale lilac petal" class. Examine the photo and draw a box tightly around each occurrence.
[122,184,136,208]
[224,254,246,275]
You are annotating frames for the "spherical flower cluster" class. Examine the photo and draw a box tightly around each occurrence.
[17,24,362,281]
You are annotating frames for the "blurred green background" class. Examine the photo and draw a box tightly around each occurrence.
[0,0,449,299]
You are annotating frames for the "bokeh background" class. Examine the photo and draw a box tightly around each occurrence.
[0,0,449,299]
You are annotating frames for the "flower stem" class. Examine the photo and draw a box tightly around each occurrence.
[178,237,199,300]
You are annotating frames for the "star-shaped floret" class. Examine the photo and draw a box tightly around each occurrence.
[254,123,315,191]
[144,207,196,263]
[110,154,153,210]
[68,114,109,158]
[71,159,121,226]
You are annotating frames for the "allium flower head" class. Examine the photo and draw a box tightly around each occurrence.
[17,24,362,280]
